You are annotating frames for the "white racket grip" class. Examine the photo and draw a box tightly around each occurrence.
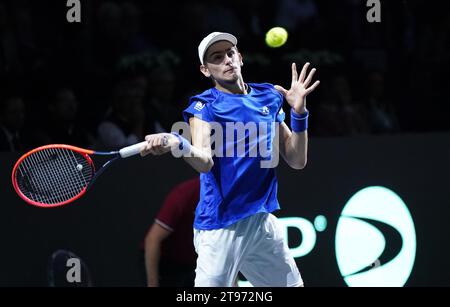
[119,141,148,158]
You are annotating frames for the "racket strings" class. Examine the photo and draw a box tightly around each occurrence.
[16,148,93,205]
[19,150,73,204]
[21,148,91,204]
[44,148,92,202]
[34,149,81,203]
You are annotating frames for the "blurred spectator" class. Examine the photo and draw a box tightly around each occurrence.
[146,62,180,133]
[364,72,400,134]
[0,2,23,77]
[96,77,147,150]
[121,1,155,55]
[0,0,448,137]
[91,1,125,76]
[143,177,200,287]
[92,1,155,73]
[204,0,245,36]
[315,74,370,137]
[239,0,276,39]
[275,0,319,32]
[0,94,27,151]
[38,88,96,147]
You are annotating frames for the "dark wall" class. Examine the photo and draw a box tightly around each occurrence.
[1,152,197,286]
[277,132,450,286]
[1,132,450,286]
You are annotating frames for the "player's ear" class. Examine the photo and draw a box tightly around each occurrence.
[200,65,211,78]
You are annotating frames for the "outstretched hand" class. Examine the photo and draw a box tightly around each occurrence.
[274,62,320,114]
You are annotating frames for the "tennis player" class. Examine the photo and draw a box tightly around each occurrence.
[141,32,319,287]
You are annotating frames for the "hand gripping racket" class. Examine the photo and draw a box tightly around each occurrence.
[11,139,164,208]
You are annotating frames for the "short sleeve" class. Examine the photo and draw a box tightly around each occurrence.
[276,106,286,123]
[155,178,200,232]
[270,84,285,123]
[182,100,213,123]
[155,187,185,231]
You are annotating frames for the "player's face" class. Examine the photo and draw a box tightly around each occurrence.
[201,41,243,83]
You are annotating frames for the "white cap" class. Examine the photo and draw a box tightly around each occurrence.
[198,32,238,65]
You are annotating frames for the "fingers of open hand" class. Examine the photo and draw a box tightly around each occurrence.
[291,63,298,88]
[306,80,321,94]
[298,62,310,84]
[303,68,317,88]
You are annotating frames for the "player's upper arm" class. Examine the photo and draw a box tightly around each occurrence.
[183,98,213,155]
[189,116,213,158]
[177,116,214,173]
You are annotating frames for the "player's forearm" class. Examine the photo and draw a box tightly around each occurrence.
[182,145,214,173]
[169,132,214,173]
[283,106,309,169]
[284,131,308,170]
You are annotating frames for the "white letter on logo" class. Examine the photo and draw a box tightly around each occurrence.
[279,217,317,258]
[366,0,381,23]
[66,258,81,283]
[260,122,279,169]
[66,0,81,23]
[234,122,257,157]
[209,122,224,158]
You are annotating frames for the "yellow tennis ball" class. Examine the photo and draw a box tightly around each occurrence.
[265,27,288,48]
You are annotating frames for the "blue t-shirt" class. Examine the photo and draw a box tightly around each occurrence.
[183,83,285,230]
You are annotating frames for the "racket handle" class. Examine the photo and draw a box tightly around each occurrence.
[119,141,148,158]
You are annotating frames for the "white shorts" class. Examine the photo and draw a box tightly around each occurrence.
[193,212,303,287]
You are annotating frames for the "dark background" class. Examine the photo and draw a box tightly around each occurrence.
[1,0,449,147]
[1,0,450,286]
[1,132,450,286]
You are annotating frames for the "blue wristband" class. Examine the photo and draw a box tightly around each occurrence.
[171,132,191,155]
[290,109,309,133]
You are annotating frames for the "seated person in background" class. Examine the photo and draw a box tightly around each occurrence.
[39,88,95,148]
[364,71,401,134]
[143,177,200,287]
[97,77,146,150]
[0,94,27,152]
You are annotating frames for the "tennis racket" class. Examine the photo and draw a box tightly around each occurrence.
[11,139,165,208]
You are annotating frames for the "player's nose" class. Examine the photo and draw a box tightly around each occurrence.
[224,54,233,65]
